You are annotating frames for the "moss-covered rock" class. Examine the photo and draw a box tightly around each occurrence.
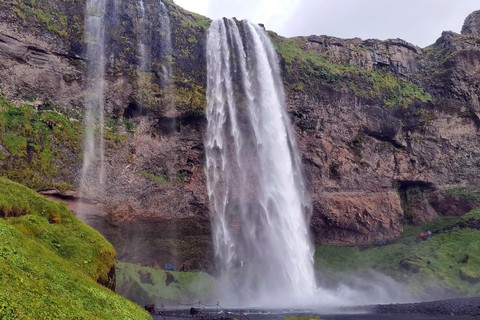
[270,33,432,111]
[116,261,217,306]
[0,94,81,191]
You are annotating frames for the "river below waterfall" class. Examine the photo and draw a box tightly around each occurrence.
[151,296,480,319]
[151,308,477,320]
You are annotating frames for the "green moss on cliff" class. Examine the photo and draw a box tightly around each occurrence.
[444,187,480,203]
[139,170,170,185]
[163,0,211,31]
[270,34,432,109]
[0,94,81,191]
[1,0,84,48]
[166,0,209,115]
[0,177,150,319]
[7,0,68,35]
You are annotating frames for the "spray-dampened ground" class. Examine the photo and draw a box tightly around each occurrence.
[314,207,480,300]
[116,207,480,310]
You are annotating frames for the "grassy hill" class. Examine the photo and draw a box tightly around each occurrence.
[0,177,150,319]
[314,208,480,298]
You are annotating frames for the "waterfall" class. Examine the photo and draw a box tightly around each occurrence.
[205,18,316,307]
[137,0,149,72]
[158,0,172,85]
[135,0,172,110]
[80,0,106,205]
[135,0,172,90]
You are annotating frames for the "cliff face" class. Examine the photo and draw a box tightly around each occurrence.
[0,0,213,268]
[274,17,480,243]
[1,1,480,265]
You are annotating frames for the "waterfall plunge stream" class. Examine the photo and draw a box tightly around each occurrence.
[137,0,149,72]
[80,0,106,203]
[205,19,316,307]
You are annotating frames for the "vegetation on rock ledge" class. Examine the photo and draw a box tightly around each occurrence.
[270,34,432,110]
[0,94,81,191]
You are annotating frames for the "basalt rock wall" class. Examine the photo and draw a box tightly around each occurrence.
[276,14,480,243]
[1,1,480,265]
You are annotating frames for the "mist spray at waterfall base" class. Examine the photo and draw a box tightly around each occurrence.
[205,18,415,309]
[77,0,107,223]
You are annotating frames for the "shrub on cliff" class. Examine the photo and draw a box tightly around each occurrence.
[0,177,150,319]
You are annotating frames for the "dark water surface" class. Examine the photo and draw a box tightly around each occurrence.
[152,297,480,319]
[151,308,478,320]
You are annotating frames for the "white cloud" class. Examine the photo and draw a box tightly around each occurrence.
[172,0,209,16]
[173,0,480,47]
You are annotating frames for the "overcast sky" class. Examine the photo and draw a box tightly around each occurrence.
[173,0,479,48]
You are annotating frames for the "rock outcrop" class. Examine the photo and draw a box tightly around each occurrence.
[462,10,480,37]
[273,12,480,243]
[306,35,422,77]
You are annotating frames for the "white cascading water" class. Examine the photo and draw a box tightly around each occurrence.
[81,0,106,198]
[205,18,316,307]
[135,0,172,99]
[159,0,172,85]
[137,0,149,72]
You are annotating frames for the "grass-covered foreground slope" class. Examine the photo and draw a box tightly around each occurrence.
[116,261,218,307]
[0,177,150,319]
[315,209,480,298]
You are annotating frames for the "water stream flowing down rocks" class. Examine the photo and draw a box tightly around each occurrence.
[205,18,316,307]
[80,0,107,204]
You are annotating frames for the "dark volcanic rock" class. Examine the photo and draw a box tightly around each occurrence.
[431,194,480,216]
[374,297,480,316]
[462,10,480,37]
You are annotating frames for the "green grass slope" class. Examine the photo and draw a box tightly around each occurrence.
[315,209,480,298]
[116,261,218,307]
[0,177,150,319]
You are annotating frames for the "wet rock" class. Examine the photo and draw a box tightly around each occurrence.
[311,192,404,244]
[374,297,480,316]
[165,272,175,286]
[144,305,155,314]
[431,194,480,216]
